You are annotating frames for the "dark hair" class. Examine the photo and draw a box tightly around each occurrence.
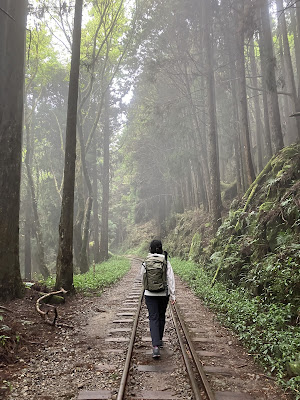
[149,239,163,254]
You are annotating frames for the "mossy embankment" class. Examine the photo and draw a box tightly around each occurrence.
[208,144,300,316]
[166,143,300,397]
[163,144,300,318]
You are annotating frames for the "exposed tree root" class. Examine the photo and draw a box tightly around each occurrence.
[36,288,67,326]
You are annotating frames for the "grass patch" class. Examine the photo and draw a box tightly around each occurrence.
[172,258,300,398]
[45,256,130,295]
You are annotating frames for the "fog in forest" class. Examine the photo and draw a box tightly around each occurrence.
[1,0,300,296]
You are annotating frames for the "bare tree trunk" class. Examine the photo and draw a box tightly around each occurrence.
[249,39,263,172]
[77,121,93,273]
[196,161,209,211]
[73,154,84,267]
[276,0,300,141]
[55,0,83,291]
[277,32,295,144]
[0,0,27,300]
[99,88,110,262]
[183,65,211,211]
[291,5,300,85]
[92,148,100,264]
[25,123,50,278]
[227,27,243,194]
[202,0,222,232]
[235,2,256,187]
[258,34,273,161]
[260,0,284,153]
[296,4,300,106]
[24,187,32,281]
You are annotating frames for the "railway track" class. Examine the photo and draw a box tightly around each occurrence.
[76,259,259,400]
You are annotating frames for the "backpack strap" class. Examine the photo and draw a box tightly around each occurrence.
[164,250,168,264]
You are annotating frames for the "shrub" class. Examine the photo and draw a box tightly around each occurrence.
[172,258,300,398]
[44,256,130,294]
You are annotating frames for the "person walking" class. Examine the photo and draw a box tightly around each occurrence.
[141,239,176,358]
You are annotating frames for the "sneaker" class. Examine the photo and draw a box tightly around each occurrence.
[152,346,160,358]
[159,340,163,348]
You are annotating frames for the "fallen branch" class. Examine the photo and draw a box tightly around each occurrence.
[0,305,13,313]
[56,323,74,329]
[36,288,67,326]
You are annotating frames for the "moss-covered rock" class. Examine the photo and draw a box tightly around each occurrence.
[208,144,300,318]
[189,232,202,262]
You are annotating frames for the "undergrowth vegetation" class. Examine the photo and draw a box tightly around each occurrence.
[207,144,300,321]
[172,258,300,397]
[45,256,130,294]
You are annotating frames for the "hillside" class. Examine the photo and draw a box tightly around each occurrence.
[206,144,300,319]
[131,144,299,321]
[150,144,299,315]
[130,143,299,319]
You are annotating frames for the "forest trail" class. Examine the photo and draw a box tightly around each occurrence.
[1,259,293,400]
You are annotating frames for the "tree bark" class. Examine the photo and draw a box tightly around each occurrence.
[258,33,273,161]
[0,0,27,300]
[182,63,210,212]
[92,141,100,263]
[276,0,300,141]
[260,0,284,153]
[99,88,110,262]
[291,4,300,85]
[77,121,93,273]
[55,0,83,291]
[202,0,222,232]
[73,152,84,267]
[25,122,50,278]
[249,39,263,172]
[277,32,295,143]
[296,3,300,107]
[235,2,256,187]
[24,187,32,281]
[227,23,243,194]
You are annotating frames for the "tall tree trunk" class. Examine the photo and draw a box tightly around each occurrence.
[99,89,110,262]
[291,4,300,85]
[296,4,300,107]
[92,142,100,263]
[258,34,273,161]
[276,0,300,141]
[24,187,32,281]
[260,0,284,153]
[25,123,50,278]
[73,153,84,267]
[249,39,263,172]
[277,32,295,144]
[77,121,93,273]
[0,0,27,300]
[227,26,243,194]
[183,64,210,211]
[202,0,222,232]
[197,161,209,211]
[55,0,83,291]
[235,2,256,187]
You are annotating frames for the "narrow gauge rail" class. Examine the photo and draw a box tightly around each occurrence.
[77,262,256,400]
[116,295,216,400]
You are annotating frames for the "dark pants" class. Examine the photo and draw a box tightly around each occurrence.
[145,295,169,347]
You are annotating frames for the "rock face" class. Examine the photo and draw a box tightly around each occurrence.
[209,144,300,319]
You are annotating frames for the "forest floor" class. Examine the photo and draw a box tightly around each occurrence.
[0,259,294,400]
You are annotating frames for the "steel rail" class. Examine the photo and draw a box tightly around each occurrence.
[170,303,204,400]
[116,290,144,400]
[172,303,215,400]
[172,303,216,400]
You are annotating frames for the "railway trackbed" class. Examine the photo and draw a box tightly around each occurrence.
[77,258,286,400]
